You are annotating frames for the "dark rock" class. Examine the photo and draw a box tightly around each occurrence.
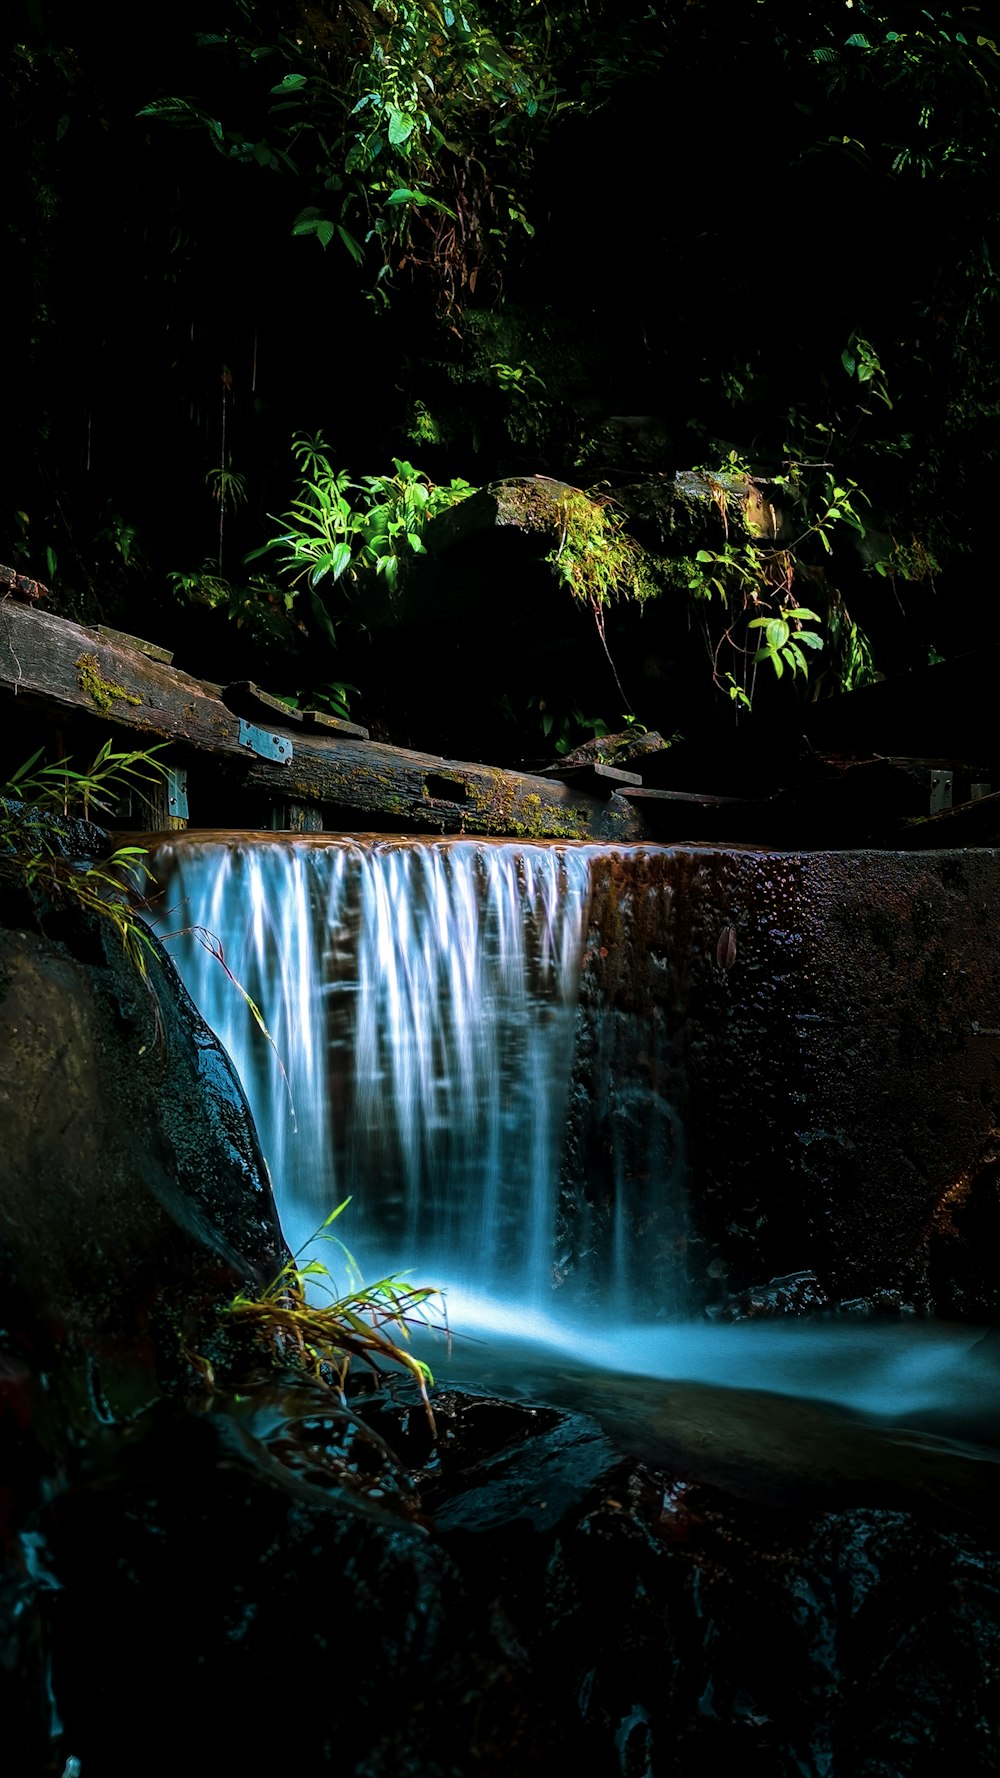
[714,1269,831,1322]
[423,475,573,561]
[357,1379,1000,1778]
[44,1399,457,1776]
[549,726,674,772]
[558,847,1000,1318]
[0,896,287,1408]
[0,563,49,605]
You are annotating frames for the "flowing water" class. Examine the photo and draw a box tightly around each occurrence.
[151,833,1000,1451]
[154,834,593,1296]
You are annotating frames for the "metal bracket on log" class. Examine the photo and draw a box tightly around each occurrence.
[237,719,293,765]
[929,769,953,813]
[166,767,189,821]
[0,603,639,838]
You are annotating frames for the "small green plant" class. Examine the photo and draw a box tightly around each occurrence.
[167,567,301,649]
[272,681,359,724]
[492,359,545,399]
[172,433,472,658]
[246,432,476,605]
[840,331,892,410]
[405,399,445,447]
[748,605,824,681]
[683,441,882,708]
[1,741,170,978]
[224,1201,444,1425]
[520,694,610,756]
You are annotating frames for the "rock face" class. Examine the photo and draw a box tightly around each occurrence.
[4,864,1000,1778]
[560,846,1000,1319]
[362,1381,1000,1778]
[0,896,287,1404]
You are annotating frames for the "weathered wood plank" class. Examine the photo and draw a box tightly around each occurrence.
[223,680,369,740]
[542,761,643,794]
[0,601,646,840]
[0,600,246,755]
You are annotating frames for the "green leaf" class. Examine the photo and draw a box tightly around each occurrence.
[315,543,354,582]
[292,207,328,237]
[308,589,339,647]
[337,224,363,264]
[387,107,416,146]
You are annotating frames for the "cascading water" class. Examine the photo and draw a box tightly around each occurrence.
[153,835,600,1304]
[151,831,1000,1441]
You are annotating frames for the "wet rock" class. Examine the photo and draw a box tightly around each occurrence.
[546,1470,1000,1777]
[44,1401,457,1776]
[713,1269,831,1322]
[37,1384,594,1778]
[553,727,674,772]
[0,900,287,1405]
[360,1382,1000,1778]
[560,847,1000,1319]
[423,475,573,560]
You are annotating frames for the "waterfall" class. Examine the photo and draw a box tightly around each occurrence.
[153,836,606,1305]
[148,833,1000,1436]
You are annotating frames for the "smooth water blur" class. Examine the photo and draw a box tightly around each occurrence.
[152,832,1000,1450]
[154,835,592,1299]
[409,1287,1000,1445]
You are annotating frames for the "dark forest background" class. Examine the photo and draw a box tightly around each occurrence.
[4,2,998,762]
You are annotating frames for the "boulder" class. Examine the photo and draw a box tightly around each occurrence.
[0,893,287,1407]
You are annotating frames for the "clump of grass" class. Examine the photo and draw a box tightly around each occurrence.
[223,1201,445,1428]
[1,740,169,978]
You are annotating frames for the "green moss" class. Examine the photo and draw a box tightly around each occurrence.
[464,771,590,840]
[76,652,142,714]
[546,489,659,608]
[492,477,571,535]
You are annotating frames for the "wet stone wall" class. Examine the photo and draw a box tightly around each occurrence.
[559,848,1000,1321]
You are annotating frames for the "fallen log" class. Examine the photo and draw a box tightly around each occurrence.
[0,600,645,841]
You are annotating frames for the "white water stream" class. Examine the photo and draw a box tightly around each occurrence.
[152,834,1000,1446]
[155,835,592,1297]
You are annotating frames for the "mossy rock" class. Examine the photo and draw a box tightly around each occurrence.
[423,475,576,560]
[616,469,798,554]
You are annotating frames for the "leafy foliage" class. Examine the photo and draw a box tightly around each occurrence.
[6,2,1000,739]
[247,431,475,603]
[678,441,879,710]
[139,0,562,310]
[172,434,474,683]
[0,742,169,977]
[168,566,303,651]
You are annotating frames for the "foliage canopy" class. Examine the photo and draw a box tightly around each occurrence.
[3,1,1000,744]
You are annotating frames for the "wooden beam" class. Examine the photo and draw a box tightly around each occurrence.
[0,601,646,841]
